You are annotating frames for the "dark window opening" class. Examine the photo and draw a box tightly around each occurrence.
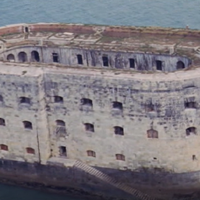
[147,129,158,138]
[31,51,40,62]
[192,155,197,161]
[185,102,196,109]
[177,61,185,69]
[77,54,83,65]
[186,127,197,136]
[116,154,125,161]
[56,120,65,127]
[18,52,27,62]
[102,56,109,67]
[145,103,155,112]
[55,120,66,136]
[113,101,123,110]
[156,60,162,71]
[54,96,63,103]
[81,98,93,107]
[87,150,96,157]
[26,147,35,154]
[114,126,124,135]
[0,118,5,126]
[23,121,32,129]
[85,123,94,132]
[7,54,15,62]
[52,53,59,63]
[25,27,29,33]
[0,95,3,102]
[59,146,67,157]
[129,58,135,68]
[0,144,8,151]
[19,97,30,104]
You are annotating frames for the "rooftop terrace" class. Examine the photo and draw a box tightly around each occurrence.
[0,23,200,69]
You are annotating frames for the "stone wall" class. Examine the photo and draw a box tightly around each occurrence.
[1,46,190,72]
[43,71,200,173]
[0,62,199,174]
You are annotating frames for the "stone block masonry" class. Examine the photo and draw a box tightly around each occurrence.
[0,23,200,199]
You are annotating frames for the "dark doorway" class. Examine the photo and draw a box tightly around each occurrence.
[177,61,185,69]
[31,51,40,62]
[77,54,83,65]
[7,54,15,62]
[25,27,29,33]
[52,53,59,63]
[129,58,135,68]
[102,56,109,67]
[59,146,67,157]
[18,52,27,62]
[156,60,162,70]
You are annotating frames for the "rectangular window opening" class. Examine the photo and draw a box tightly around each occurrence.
[185,102,197,109]
[77,54,83,65]
[102,56,109,67]
[156,60,162,71]
[129,58,135,68]
[52,53,59,63]
[59,146,67,157]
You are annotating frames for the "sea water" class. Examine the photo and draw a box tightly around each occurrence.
[0,0,200,199]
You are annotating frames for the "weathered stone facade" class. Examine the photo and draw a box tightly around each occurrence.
[0,23,200,200]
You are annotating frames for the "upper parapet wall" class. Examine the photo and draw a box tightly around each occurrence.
[0,23,200,72]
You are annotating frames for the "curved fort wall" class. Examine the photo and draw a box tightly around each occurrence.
[0,23,200,199]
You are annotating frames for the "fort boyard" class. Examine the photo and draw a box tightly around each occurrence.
[0,23,200,200]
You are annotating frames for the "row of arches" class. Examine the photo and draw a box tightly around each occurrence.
[0,144,35,154]
[5,50,187,71]
[7,51,40,63]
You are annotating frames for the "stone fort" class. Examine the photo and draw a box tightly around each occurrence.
[0,23,200,200]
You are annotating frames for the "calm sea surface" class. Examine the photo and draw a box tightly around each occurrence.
[0,0,200,199]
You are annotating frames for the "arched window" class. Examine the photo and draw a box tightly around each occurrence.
[147,129,158,138]
[156,60,162,71]
[55,120,66,136]
[0,118,5,126]
[54,96,63,103]
[0,144,8,151]
[84,123,94,132]
[114,126,124,135]
[186,127,197,136]
[7,54,15,62]
[18,52,27,62]
[87,150,96,157]
[112,101,123,110]
[26,147,35,154]
[81,98,93,111]
[77,54,83,65]
[19,97,30,104]
[31,51,40,62]
[177,61,185,69]
[23,121,32,129]
[56,120,65,127]
[102,55,109,67]
[81,98,93,107]
[116,154,125,161]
